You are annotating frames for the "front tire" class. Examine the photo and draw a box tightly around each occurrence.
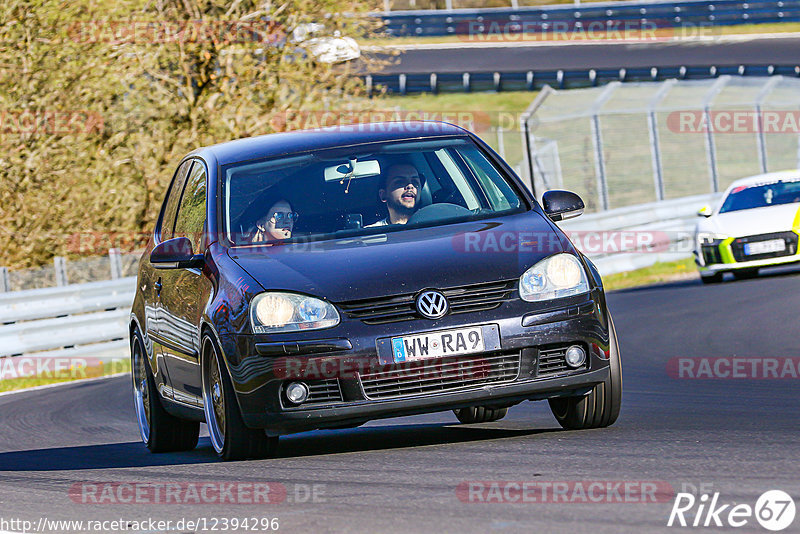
[548,314,622,430]
[131,328,199,452]
[453,406,508,424]
[202,333,278,461]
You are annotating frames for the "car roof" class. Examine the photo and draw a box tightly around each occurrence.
[726,169,800,190]
[190,121,470,166]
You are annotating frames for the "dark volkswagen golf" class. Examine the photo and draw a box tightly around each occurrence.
[130,122,622,460]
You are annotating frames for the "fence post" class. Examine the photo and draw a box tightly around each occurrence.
[588,82,620,211]
[701,76,730,193]
[496,127,506,159]
[54,256,68,287]
[109,248,123,280]
[647,79,675,202]
[0,267,9,292]
[755,76,781,174]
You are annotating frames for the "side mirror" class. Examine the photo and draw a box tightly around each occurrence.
[697,205,712,218]
[542,190,585,222]
[150,237,204,269]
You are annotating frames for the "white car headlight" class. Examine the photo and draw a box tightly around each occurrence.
[250,292,340,334]
[519,253,590,302]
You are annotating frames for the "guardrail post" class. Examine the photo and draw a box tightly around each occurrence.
[109,248,123,280]
[0,267,9,292]
[462,72,470,92]
[399,73,407,96]
[365,75,373,99]
[54,256,68,287]
[430,72,438,94]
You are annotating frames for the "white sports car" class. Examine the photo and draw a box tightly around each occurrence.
[694,170,800,283]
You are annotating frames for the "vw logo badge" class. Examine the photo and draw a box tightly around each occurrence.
[416,290,449,320]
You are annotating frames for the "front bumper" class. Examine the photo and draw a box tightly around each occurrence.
[695,231,800,273]
[227,292,612,434]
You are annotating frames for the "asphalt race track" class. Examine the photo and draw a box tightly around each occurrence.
[1,268,799,533]
[378,35,800,73]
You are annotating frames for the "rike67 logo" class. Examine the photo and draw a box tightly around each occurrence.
[668,490,796,531]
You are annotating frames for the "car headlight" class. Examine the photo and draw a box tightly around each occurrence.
[249,292,340,334]
[696,232,728,248]
[519,253,590,302]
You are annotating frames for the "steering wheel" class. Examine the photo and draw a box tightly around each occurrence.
[407,203,473,225]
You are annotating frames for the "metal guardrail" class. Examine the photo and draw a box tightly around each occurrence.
[381,0,800,36]
[559,193,719,275]
[367,64,800,94]
[0,277,135,361]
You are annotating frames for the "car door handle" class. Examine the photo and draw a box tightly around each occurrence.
[155,278,162,295]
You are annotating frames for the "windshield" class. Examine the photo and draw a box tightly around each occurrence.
[719,179,800,214]
[221,138,525,246]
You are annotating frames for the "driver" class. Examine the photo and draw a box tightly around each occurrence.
[367,163,425,227]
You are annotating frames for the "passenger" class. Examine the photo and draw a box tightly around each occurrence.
[367,163,425,227]
[249,199,297,242]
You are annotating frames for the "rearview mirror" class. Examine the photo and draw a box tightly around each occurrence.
[542,190,585,222]
[324,159,381,182]
[697,205,712,217]
[150,237,204,269]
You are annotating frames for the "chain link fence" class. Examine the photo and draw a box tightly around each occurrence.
[1,250,141,292]
[521,76,800,211]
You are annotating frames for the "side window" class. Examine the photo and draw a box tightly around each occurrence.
[173,161,207,254]
[460,148,519,211]
[160,160,193,241]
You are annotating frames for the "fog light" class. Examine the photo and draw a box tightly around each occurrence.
[565,345,586,368]
[285,382,309,405]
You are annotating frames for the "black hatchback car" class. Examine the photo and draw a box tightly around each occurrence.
[130,122,622,460]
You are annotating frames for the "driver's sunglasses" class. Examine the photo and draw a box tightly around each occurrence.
[270,211,299,223]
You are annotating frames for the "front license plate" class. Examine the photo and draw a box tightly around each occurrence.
[386,325,498,364]
[744,239,785,256]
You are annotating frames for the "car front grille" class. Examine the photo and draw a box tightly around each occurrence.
[336,280,517,325]
[730,231,798,262]
[358,351,520,400]
[537,345,588,378]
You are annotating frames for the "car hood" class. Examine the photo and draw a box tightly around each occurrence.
[701,203,800,238]
[227,211,565,302]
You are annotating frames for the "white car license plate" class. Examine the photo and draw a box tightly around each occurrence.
[744,239,785,256]
[391,326,485,363]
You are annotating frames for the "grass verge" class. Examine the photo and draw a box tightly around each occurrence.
[0,358,130,393]
[603,256,698,291]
